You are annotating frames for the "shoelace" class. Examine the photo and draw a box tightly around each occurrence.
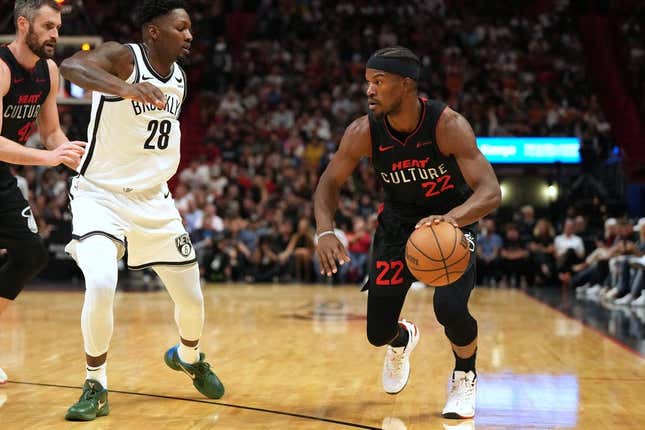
[191,359,211,376]
[80,385,101,402]
[449,377,475,405]
[385,348,405,375]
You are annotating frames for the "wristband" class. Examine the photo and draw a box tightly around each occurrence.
[315,230,335,241]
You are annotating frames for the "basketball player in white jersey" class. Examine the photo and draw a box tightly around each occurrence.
[59,0,223,421]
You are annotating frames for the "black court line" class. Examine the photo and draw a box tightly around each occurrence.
[7,380,380,430]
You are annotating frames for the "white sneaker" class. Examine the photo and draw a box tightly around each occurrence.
[604,287,619,300]
[0,367,6,385]
[442,370,477,419]
[382,320,420,394]
[631,294,645,307]
[614,294,633,306]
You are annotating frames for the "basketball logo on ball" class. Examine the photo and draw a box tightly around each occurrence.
[405,221,470,286]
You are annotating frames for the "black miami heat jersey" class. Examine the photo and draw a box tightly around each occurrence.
[368,98,473,224]
[0,45,50,207]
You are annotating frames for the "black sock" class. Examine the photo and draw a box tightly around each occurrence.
[453,348,477,376]
[389,323,409,348]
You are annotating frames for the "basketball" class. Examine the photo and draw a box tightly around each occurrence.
[405,221,470,286]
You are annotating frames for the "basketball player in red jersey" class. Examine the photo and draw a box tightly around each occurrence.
[314,46,501,419]
[0,0,86,385]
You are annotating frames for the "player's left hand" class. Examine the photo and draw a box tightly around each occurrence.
[415,214,459,229]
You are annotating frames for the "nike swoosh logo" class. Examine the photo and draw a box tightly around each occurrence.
[416,141,432,148]
[164,192,170,198]
[142,75,154,81]
[178,361,196,380]
[176,76,183,83]
[13,78,24,84]
[379,145,395,152]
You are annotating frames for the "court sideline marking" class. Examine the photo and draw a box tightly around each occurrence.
[6,380,380,429]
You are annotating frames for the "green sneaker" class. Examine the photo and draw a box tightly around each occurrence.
[65,379,109,421]
[164,345,225,399]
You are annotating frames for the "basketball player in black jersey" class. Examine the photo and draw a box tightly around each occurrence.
[314,46,501,419]
[0,0,86,385]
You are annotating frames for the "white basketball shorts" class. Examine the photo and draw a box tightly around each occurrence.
[65,175,196,270]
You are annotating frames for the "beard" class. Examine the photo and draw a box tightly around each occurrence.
[26,26,54,59]
[371,96,403,119]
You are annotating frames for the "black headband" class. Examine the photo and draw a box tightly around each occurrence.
[365,55,420,80]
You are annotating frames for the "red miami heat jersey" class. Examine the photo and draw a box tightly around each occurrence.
[368,98,474,225]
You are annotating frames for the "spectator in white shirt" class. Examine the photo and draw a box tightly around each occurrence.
[554,218,585,284]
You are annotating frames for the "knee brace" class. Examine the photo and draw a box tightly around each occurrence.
[443,313,478,346]
[433,271,478,346]
[76,235,119,357]
[0,238,48,300]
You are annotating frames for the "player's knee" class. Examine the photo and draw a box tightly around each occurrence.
[444,315,477,346]
[433,291,465,327]
[84,271,117,308]
[434,290,478,345]
[367,323,397,347]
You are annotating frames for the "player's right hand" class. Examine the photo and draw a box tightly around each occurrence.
[316,233,351,277]
[123,82,166,109]
[47,141,86,170]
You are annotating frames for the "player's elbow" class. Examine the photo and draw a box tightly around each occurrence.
[60,56,84,80]
[59,58,75,80]
[488,183,502,211]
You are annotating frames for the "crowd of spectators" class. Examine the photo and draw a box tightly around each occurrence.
[476,206,645,307]
[3,0,640,307]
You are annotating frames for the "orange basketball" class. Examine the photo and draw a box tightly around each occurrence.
[405,221,470,286]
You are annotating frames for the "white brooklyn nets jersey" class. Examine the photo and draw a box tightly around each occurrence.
[78,43,187,193]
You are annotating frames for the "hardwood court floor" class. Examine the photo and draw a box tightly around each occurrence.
[1,284,643,429]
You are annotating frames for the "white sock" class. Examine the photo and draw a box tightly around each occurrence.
[86,363,107,388]
[178,343,200,364]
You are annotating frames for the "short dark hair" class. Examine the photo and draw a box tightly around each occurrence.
[14,0,61,26]
[137,0,187,26]
[370,46,420,66]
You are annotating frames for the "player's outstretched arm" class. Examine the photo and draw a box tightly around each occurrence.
[313,115,371,276]
[0,61,84,168]
[418,108,501,228]
[36,60,86,170]
[60,42,165,109]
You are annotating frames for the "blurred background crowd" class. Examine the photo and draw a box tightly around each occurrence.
[1,0,644,308]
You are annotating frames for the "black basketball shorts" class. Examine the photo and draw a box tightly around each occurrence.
[363,209,477,296]
[0,201,40,244]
